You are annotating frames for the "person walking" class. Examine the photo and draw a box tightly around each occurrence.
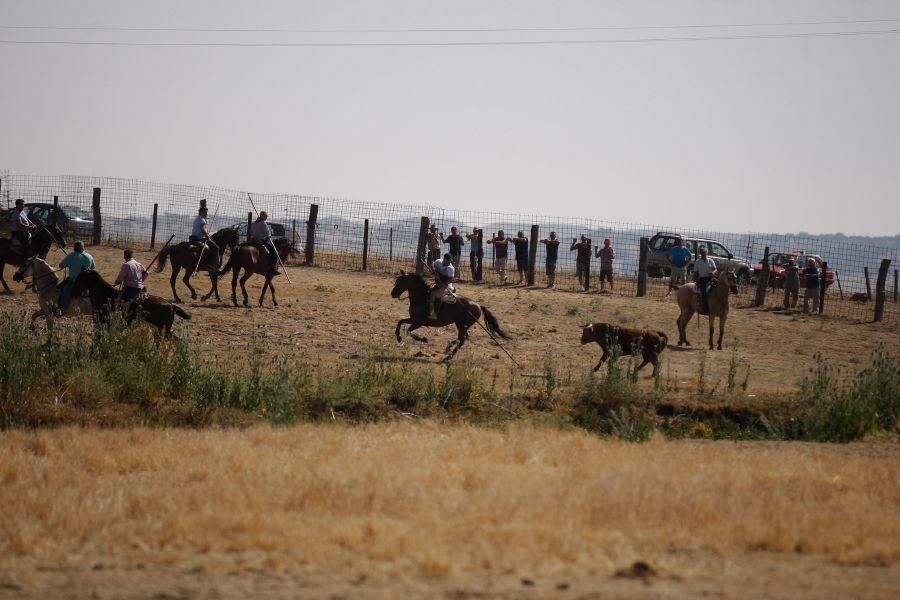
[594,238,616,291]
[487,230,510,284]
[694,247,717,313]
[540,232,561,288]
[115,249,148,303]
[512,231,529,285]
[570,235,591,291]
[666,237,692,297]
[442,226,464,279]
[782,257,800,309]
[58,240,95,310]
[802,257,820,314]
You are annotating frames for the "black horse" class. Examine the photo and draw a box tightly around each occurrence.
[1,225,67,292]
[390,270,510,361]
[72,269,191,337]
[155,227,241,303]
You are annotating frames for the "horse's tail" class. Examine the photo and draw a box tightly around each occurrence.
[172,304,191,320]
[216,249,237,277]
[481,305,511,340]
[155,246,174,273]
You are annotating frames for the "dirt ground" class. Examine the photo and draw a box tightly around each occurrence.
[3,245,897,396]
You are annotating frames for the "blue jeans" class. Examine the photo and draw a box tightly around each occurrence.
[59,279,75,310]
[189,236,220,266]
[120,286,142,303]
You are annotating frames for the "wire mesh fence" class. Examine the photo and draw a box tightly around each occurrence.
[2,172,898,324]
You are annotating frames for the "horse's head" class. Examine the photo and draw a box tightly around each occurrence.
[214,227,240,250]
[35,224,67,251]
[391,269,422,299]
[721,270,739,295]
[12,256,35,282]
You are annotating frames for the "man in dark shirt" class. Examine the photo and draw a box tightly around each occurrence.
[570,235,591,291]
[540,232,561,289]
[487,230,510,284]
[802,257,820,314]
[441,226,464,280]
[466,228,483,281]
[512,231,529,285]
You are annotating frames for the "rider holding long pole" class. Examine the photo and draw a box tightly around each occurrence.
[249,211,280,277]
[190,206,219,270]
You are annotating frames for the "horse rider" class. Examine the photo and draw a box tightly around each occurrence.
[9,198,36,258]
[115,248,148,303]
[694,246,717,313]
[58,240,95,310]
[250,211,279,275]
[190,206,219,268]
[429,253,456,319]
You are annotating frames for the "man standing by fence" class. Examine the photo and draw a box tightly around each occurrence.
[487,230,510,284]
[666,236,691,297]
[426,224,442,263]
[571,235,591,291]
[513,231,529,285]
[802,257,820,314]
[442,226,464,280]
[466,228,482,281]
[594,238,616,292]
[783,257,800,309]
[541,232,561,289]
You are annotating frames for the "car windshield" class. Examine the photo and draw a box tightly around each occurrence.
[63,206,93,220]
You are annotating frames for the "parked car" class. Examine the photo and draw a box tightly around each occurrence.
[751,252,835,288]
[1,203,94,239]
[647,232,753,284]
[231,220,289,239]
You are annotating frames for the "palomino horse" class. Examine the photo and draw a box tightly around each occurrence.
[13,257,92,326]
[390,270,511,361]
[0,225,67,292]
[676,270,739,350]
[216,238,293,307]
[155,227,241,303]
[71,270,191,337]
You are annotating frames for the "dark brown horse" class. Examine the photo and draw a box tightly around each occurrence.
[216,237,293,307]
[0,225,67,292]
[676,270,739,350]
[155,227,240,303]
[390,271,510,361]
[71,269,191,337]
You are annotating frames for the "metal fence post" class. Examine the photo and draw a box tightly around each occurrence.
[150,203,158,250]
[864,267,872,301]
[91,187,101,245]
[415,216,430,275]
[874,259,891,322]
[637,237,649,297]
[754,246,770,307]
[527,224,539,286]
[362,218,370,271]
[305,204,318,265]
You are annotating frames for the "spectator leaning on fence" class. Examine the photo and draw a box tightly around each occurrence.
[487,230,510,284]
[441,226,464,279]
[466,228,483,280]
[802,257,820,314]
[594,238,616,292]
[513,231,529,285]
[540,231,561,289]
[426,224,442,263]
[571,235,591,291]
[783,257,800,309]
[666,236,692,297]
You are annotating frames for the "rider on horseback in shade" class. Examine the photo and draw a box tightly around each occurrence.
[58,240,94,311]
[694,247,717,314]
[9,199,36,258]
[429,253,456,319]
[115,249,148,303]
[250,211,279,276]
[189,206,219,269]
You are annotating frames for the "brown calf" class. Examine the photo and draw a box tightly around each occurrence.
[580,322,668,374]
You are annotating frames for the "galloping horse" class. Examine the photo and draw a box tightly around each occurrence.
[216,237,293,307]
[0,225,66,292]
[155,227,240,303]
[675,270,739,350]
[13,257,92,326]
[390,270,511,361]
[72,270,191,337]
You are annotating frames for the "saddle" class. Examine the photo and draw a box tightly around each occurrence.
[432,284,458,304]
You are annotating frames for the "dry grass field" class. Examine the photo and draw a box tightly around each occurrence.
[1,245,899,598]
[1,425,899,599]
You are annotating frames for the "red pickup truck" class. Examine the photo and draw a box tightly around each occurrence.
[752,252,836,288]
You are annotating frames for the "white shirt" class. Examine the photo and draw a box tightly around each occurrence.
[694,257,717,278]
[10,208,31,230]
[433,260,455,280]
[192,215,208,239]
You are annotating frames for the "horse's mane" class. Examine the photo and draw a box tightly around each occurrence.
[84,269,117,292]
[401,272,430,292]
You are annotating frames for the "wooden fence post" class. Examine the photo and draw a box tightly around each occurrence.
[864,267,872,301]
[894,269,898,304]
[637,237,649,297]
[304,205,318,265]
[247,212,253,243]
[754,246,770,307]
[873,259,891,322]
[150,203,158,249]
[291,219,296,251]
[415,216,429,275]
[52,196,59,228]
[473,228,483,281]
[527,224,539,286]
[819,262,828,314]
[362,219,370,271]
[91,187,101,245]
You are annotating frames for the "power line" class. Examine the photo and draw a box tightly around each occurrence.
[1,29,899,47]
[1,17,899,34]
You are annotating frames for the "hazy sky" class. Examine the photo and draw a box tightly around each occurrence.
[1,1,899,235]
